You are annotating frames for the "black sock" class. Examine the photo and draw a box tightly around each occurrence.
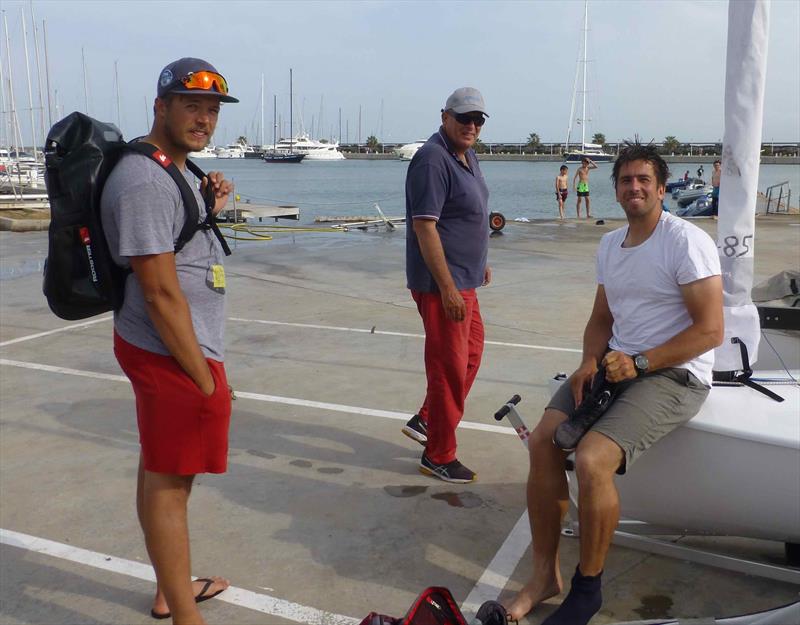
[541,566,602,625]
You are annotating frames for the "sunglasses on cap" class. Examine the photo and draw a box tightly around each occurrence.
[450,111,486,127]
[178,71,230,96]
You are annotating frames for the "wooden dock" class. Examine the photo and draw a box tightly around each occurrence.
[219,202,300,223]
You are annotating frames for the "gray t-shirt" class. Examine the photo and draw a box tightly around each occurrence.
[100,152,226,360]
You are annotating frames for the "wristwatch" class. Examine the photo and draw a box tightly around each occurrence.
[633,353,649,377]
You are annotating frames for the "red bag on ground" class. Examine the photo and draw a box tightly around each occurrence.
[358,587,467,625]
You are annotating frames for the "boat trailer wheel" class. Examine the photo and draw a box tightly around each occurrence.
[489,211,506,232]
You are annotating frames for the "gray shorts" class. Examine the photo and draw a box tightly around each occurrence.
[547,368,709,472]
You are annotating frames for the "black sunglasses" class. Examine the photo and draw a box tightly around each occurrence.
[450,111,486,127]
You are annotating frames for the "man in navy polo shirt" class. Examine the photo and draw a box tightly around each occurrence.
[401,87,491,483]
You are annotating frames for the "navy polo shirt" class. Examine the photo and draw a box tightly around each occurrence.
[405,128,489,292]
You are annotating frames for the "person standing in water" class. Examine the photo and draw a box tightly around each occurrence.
[555,165,569,220]
[573,157,597,219]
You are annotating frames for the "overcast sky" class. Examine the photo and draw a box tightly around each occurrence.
[1,0,798,147]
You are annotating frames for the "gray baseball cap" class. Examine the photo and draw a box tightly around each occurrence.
[156,57,239,103]
[443,87,488,117]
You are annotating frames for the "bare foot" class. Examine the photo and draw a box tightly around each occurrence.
[151,576,230,618]
[504,575,562,621]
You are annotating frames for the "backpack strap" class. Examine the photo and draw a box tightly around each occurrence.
[124,142,231,256]
[185,158,232,256]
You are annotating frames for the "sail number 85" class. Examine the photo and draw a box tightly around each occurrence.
[718,234,754,257]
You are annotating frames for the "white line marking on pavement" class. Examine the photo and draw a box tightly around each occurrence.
[460,511,532,617]
[0,358,127,382]
[229,317,581,353]
[0,316,580,354]
[0,528,359,625]
[0,359,517,436]
[0,316,112,348]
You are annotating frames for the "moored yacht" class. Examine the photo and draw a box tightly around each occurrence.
[394,140,426,161]
[215,144,245,159]
[269,133,345,160]
[188,146,218,159]
[564,142,613,162]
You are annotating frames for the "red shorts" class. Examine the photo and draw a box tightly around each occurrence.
[114,332,231,475]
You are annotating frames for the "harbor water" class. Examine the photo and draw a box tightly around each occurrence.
[207,158,799,224]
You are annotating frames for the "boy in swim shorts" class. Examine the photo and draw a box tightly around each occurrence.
[574,157,597,219]
[555,165,569,220]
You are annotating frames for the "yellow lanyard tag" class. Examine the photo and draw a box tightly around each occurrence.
[211,264,226,288]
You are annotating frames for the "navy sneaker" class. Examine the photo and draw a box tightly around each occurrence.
[402,414,427,445]
[419,453,476,483]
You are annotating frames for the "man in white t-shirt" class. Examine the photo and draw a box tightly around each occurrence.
[506,142,723,625]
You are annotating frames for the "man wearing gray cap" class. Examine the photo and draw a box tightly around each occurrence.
[101,57,237,623]
[402,87,491,483]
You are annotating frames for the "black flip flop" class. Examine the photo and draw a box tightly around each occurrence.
[149,577,226,619]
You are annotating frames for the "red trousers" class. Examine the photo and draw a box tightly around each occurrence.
[412,289,485,464]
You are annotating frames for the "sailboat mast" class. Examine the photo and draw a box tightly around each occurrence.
[114,60,121,130]
[289,68,293,153]
[273,94,277,150]
[580,0,588,150]
[260,73,265,148]
[564,4,582,154]
[3,11,22,156]
[81,47,89,115]
[0,33,8,153]
[30,4,46,142]
[714,0,770,370]
[21,8,38,159]
[42,19,52,127]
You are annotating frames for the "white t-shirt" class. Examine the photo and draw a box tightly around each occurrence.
[596,211,721,385]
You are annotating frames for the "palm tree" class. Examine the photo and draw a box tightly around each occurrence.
[662,136,681,154]
[366,135,379,152]
[473,138,488,154]
[527,132,541,149]
[592,132,606,146]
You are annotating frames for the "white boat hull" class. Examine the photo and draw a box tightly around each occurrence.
[394,141,425,161]
[303,150,346,161]
[566,371,800,543]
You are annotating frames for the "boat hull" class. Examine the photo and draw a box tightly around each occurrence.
[263,153,304,164]
[565,151,613,162]
[566,372,800,543]
[303,151,346,161]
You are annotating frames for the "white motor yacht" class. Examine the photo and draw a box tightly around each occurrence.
[394,140,426,161]
[269,133,345,160]
[189,146,218,159]
[304,143,346,161]
[215,144,246,159]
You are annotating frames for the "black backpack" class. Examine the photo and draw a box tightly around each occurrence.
[42,112,231,321]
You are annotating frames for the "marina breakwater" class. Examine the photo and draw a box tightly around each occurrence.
[343,153,800,164]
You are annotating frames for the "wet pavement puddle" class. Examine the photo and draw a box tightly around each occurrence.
[383,485,428,498]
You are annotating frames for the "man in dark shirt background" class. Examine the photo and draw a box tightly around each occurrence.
[401,87,491,484]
